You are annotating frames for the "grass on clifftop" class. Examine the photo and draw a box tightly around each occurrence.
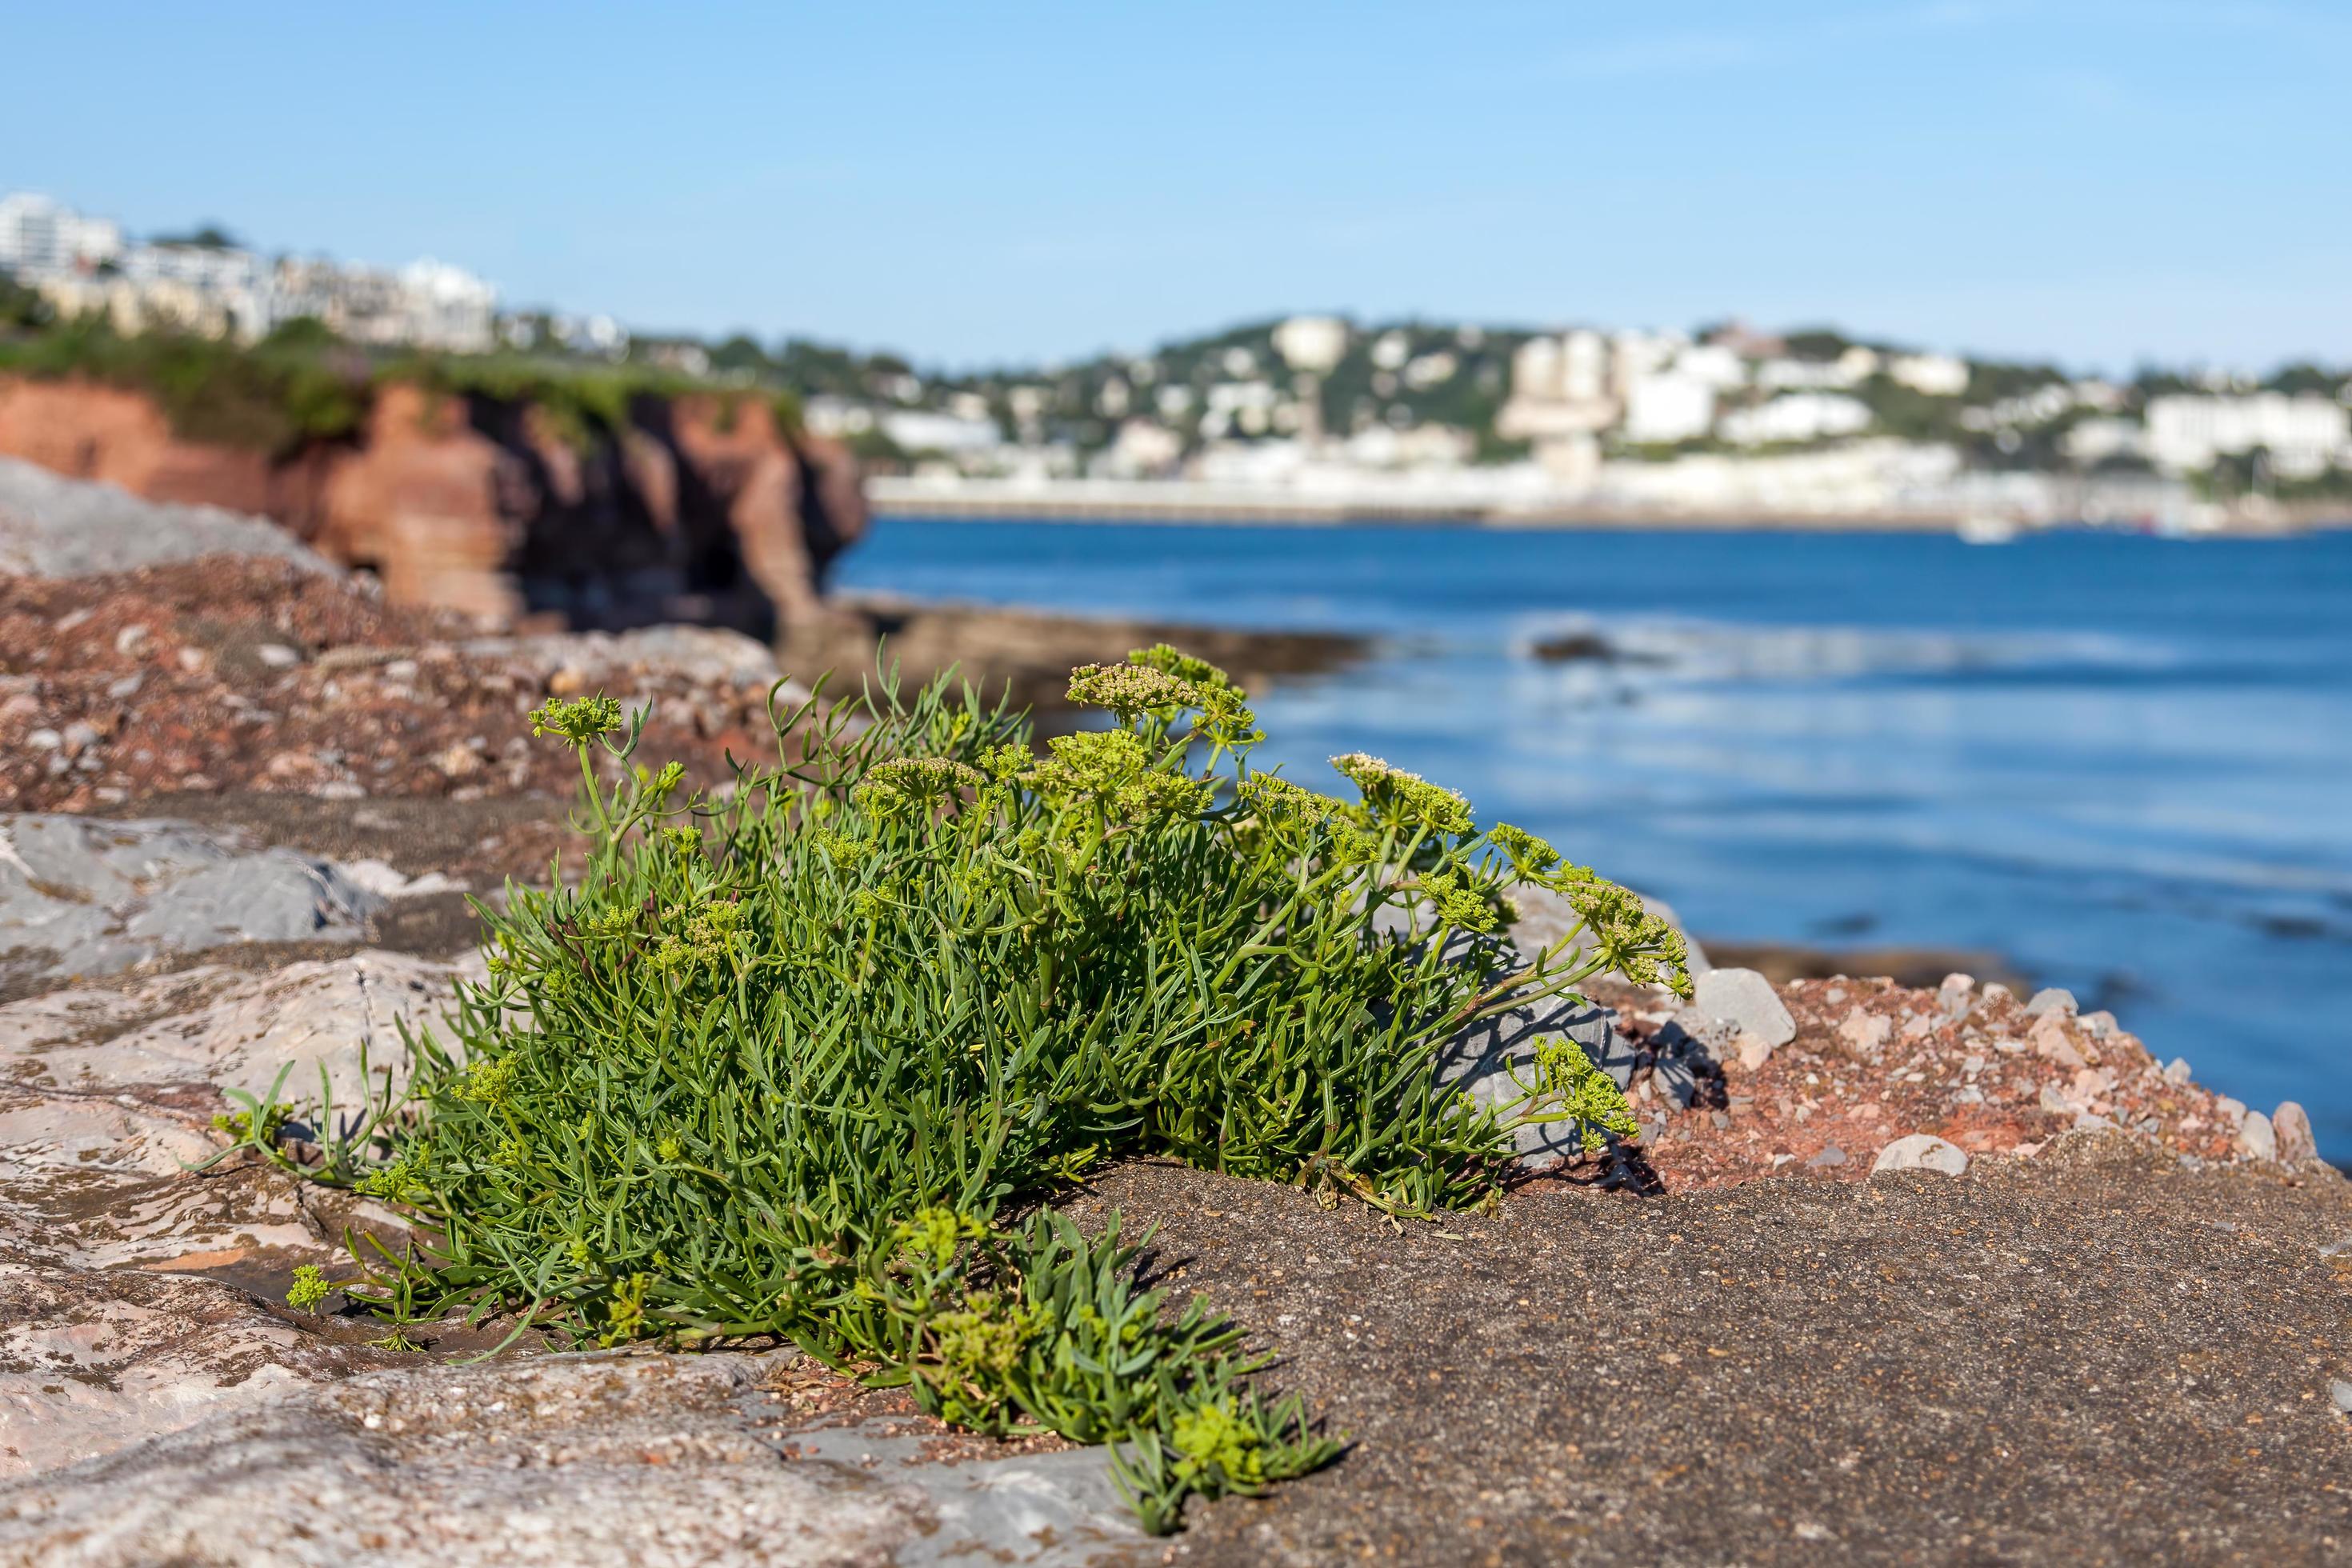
[242,648,1683,1531]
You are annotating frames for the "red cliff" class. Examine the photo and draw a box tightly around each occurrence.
[0,374,866,634]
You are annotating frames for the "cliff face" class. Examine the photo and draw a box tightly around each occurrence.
[0,376,865,634]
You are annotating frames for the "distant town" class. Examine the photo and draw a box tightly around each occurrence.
[5,189,2348,533]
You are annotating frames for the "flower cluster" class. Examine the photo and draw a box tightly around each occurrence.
[1487,822,1561,877]
[855,757,985,819]
[1170,1399,1266,1489]
[1330,753,1474,836]
[648,898,746,976]
[1067,662,1201,722]
[1562,877,1693,994]
[1418,866,1499,934]
[530,694,623,745]
[1023,730,1213,823]
[1523,1034,1642,1154]
[286,1264,335,1313]
[1127,643,1241,692]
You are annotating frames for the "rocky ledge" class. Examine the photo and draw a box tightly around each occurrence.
[1,472,2346,1565]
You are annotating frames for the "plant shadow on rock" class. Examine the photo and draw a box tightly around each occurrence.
[214,643,1692,1533]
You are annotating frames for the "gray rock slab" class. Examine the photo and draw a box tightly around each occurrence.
[1690,966,1795,1047]
[0,456,332,578]
[0,950,477,1269]
[1438,990,1630,1170]
[0,1354,1138,1568]
[0,1350,1145,1566]
[0,814,385,986]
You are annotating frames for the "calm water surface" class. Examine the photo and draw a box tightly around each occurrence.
[837,520,2352,1162]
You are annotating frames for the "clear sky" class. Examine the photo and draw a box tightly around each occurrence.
[5,2,2345,373]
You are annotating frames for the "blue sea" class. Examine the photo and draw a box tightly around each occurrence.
[837,519,2352,1163]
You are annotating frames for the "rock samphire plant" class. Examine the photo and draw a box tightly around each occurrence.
[265,647,1684,1531]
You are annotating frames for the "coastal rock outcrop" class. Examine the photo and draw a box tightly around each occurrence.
[0,378,866,634]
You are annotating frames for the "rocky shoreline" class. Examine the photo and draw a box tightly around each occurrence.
[3,471,2347,1564]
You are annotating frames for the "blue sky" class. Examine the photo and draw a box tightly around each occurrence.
[5,2,2346,372]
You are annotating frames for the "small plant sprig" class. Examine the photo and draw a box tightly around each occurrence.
[273,647,1680,1531]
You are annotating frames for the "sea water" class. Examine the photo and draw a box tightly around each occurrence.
[838,519,2352,1163]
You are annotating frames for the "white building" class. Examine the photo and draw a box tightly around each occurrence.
[1721,392,1873,446]
[1095,418,1185,478]
[1342,422,1475,470]
[122,241,270,339]
[396,258,497,353]
[1271,314,1348,374]
[1890,353,1970,396]
[0,193,122,277]
[881,410,1003,456]
[2145,394,2350,478]
[2062,418,2148,466]
[1674,343,1747,390]
[1620,371,1716,445]
[1758,346,1878,390]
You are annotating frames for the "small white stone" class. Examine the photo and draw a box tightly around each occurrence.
[2022,987,2077,1018]
[2234,1111,2277,1163]
[2162,1058,2193,1085]
[2271,1102,2317,1165]
[1691,968,1795,1048]
[256,644,301,669]
[1872,1134,1969,1176]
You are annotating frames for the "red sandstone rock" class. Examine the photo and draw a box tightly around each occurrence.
[0,376,864,635]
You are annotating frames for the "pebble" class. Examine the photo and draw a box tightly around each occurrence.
[106,672,144,698]
[257,643,302,669]
[2271,1102,2317,1166]
[1806,1145,1848,1169]
[25,727,62,751]
[2332,1380,2352,1415]
[2079,1010,2118,1038]
[2028,1014,2086,1069]
[435,742,486,779]
[2162,1058,2193,1086]
[2234,1111,2277,1163]
[61,719,103,757]
[1938,973,1974,1021]
[2022,987,2077,1018]
[1871,1134,1969,1176]
[1838,1008,1892,1051]
[114,623,150,656]
[1691,968,1795,1047]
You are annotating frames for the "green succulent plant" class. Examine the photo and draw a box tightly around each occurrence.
[275,646,1678,1530]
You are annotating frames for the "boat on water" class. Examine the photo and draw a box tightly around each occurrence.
[1957,514,2018,545]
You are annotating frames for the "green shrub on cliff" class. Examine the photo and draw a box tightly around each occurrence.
[250,650,1678,1531]
[0,317,371,453]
